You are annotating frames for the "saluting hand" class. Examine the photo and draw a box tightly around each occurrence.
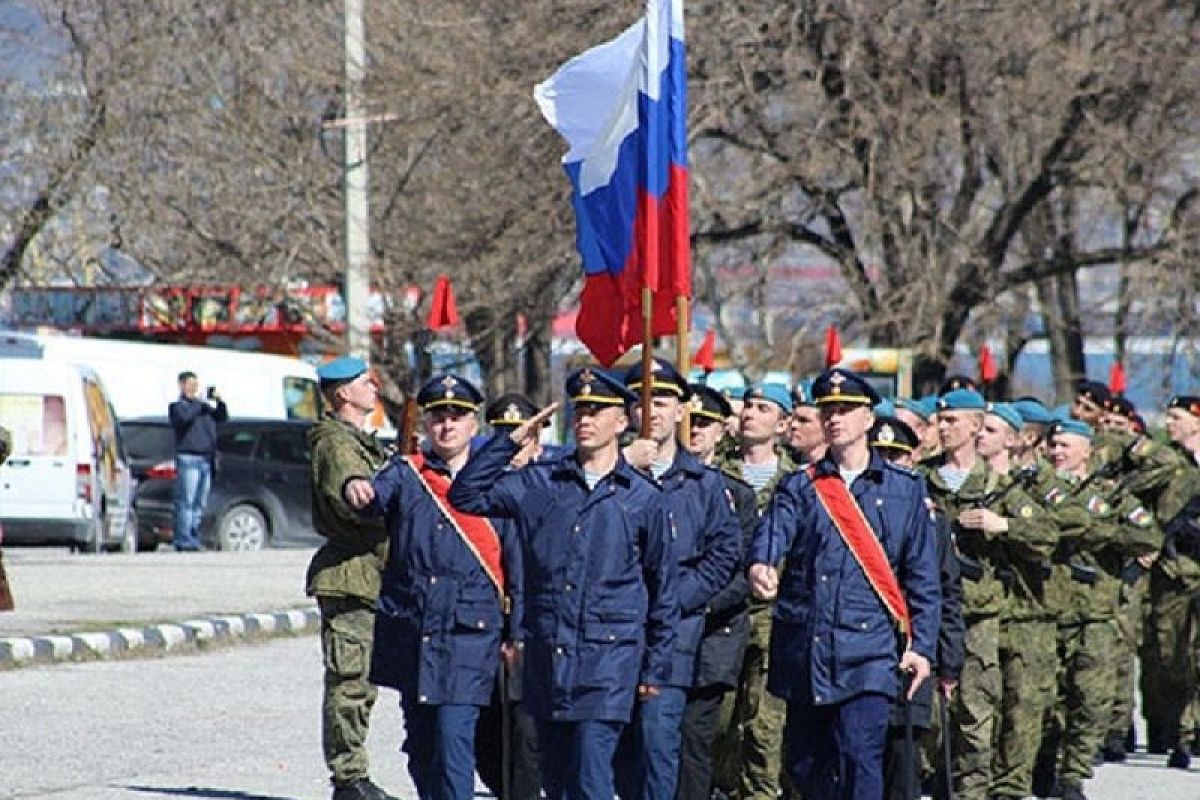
[509,403,559,449]
[748,564,778,600]
[343,478,376,509]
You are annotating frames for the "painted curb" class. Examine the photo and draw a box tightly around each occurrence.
[0,606,319,669]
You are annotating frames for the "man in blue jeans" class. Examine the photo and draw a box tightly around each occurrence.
[169,371,228,551]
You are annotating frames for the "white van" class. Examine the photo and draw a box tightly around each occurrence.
[0,332,320,421]
[0,358,137,551]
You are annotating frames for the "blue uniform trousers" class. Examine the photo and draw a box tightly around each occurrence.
[537,718,624,800]
[614,686,688,800]
[399,698,480,800]
[785,692,892,800]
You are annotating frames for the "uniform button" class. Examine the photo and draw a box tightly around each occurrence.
[477,621,485,629]
[814,694,822,703]
[608,634,617,642]
[573,524,581,533]
[722,626,731,634]
[813,635,820,642]
[430,576,438,585]
[555,646,564,655]
[565,583,574,591]
[419,694,428,702]
[820,574,828,582]
[422,635,431,643]
[860,622,868,630]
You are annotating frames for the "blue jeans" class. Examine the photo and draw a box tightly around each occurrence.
[400,699,480,800]
[538,718,623,800]
[173,453,212,550]
[614,686,687,800]
[785,693,892,800]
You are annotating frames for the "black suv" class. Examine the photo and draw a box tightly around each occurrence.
[119,417,319,551]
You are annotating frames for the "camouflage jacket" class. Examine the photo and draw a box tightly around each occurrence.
[1040,470,1161,624]
[919,455,1052,619]
[305,414,390,602]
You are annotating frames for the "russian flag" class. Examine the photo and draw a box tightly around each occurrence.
[535,0,690,366]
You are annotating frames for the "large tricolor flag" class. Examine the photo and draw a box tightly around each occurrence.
[535,0,691,366]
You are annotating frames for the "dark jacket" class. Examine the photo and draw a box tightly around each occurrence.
[448,433,680,723]
[695,470,757,690]
[749,452,941,706]
[364,446,514,707]
[654,447,741,688]
[168,395,228,457]
[890,511,964,729]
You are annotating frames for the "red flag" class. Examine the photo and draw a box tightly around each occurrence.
[426,274,460,331]
[694,329,716,372]
[824,324,843,368]
[1109,361,1127,394]
[979,345,998,384]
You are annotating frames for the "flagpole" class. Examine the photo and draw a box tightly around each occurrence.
[677,294,690,437]
[640,288,655,438]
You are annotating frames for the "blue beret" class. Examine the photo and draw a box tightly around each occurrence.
[1011,398,1054,425]
[938,388,987,411]
[624,357,690,400]
[688,384,733,422]
[870,415,919,453]
[986,402,1023,432]
[317,356,368,385]
[812,368,881,407]
[725,386,746,401]
[897,396,937,422]
[1051,404,1072,422]
[940,374,979,394]
[874,398,897,417]
[416,373,483,412]
[566,367,637,407]
[742,382,793,414]
[1051,418,1094,440]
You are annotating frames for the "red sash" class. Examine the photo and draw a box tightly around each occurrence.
[807,466,911,646]
[406,453,506,602]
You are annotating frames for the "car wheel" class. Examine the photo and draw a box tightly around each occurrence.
[217,504,268,551]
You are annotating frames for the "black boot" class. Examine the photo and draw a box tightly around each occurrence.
[1101,735,1127,763]
[1060,782,1087,800]
[331,779,400,800]
[1168,743,1192,770]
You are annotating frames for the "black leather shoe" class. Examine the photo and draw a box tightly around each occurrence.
[331,779,399,800]
[1101,738,1126,763]
[1168,745,1192,770]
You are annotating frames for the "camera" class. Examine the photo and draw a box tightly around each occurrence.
[206,386,218,400]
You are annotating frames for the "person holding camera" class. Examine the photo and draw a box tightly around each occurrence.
[168,370,228,552]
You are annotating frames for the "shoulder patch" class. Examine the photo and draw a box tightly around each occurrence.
[1086,494,1111,515]
[1044,486,1066,506]
[1127,506,1153,527]
[1131,437,1154,456]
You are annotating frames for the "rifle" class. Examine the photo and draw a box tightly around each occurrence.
[1163,495,1200,560]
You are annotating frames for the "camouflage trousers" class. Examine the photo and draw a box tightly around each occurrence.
[1141,570,1200,750]
[1105,575,1146,745]
[318,595,379,787]
[950,616,1002,800]
[713,604,788,800]
[1047,619,1118,786]
[991,618,1057,798]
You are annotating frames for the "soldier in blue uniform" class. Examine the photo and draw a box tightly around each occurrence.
[747,368,941,800]
[343,374,514,800]
[678,383,760,800]
[448,367,680,800]
[612,360,741,800]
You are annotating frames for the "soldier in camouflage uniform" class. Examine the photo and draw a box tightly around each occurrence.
[712,383,797,800]
[305,357,395,800]
[1038,419,1161,800]
[1144,395,1200,768]
[920,391,1050,800]
[972,403,1063,800]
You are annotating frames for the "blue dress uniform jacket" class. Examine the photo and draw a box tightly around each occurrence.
[364,447,513,707]
[656,449,742,688]
[748,452,940,707]
[448,433,680,723]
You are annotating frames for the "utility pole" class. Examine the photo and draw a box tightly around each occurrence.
[343,0,370,359]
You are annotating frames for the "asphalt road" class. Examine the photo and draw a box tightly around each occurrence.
[3,636,1197,800]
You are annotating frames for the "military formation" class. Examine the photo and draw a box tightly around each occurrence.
[303,356,1200,800]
